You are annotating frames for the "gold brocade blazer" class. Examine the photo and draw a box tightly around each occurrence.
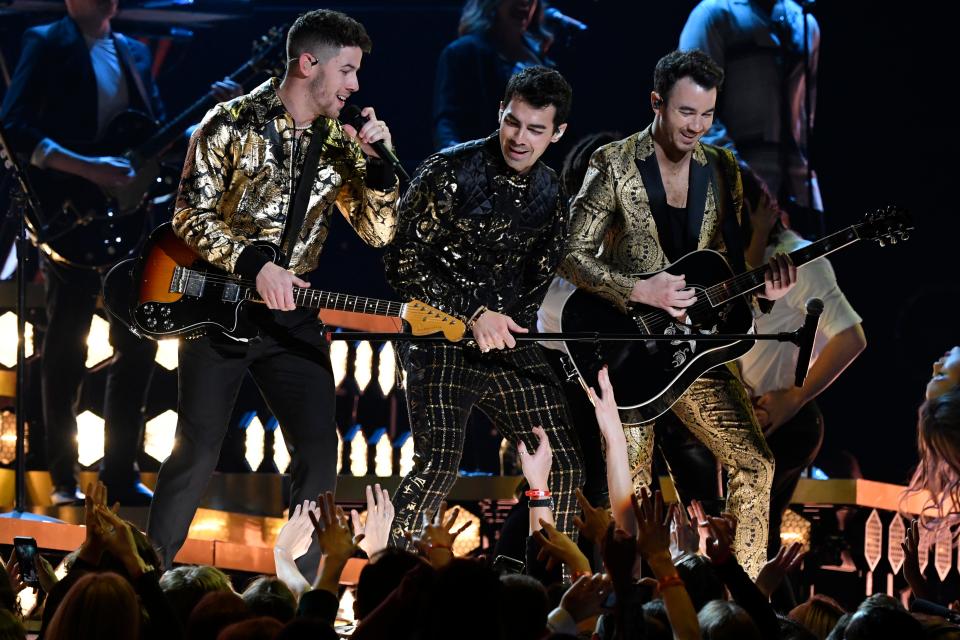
[172,78,399,276]
[559,126,743,312]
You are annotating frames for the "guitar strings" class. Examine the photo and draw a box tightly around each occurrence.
[175,270,405,315]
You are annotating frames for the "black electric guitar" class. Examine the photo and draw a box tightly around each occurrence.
[102,223,466,342]
[27,26,286,269]
[560,207,912,422]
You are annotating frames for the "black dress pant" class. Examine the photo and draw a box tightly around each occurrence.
[40,255,156,491]
[146,310,337,578]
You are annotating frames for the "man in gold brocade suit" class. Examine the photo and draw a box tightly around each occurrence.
[146,10,399,578]
[559,50,796,577]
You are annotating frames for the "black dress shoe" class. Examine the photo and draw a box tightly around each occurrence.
[106,482,154,506]
[50,486,86,506]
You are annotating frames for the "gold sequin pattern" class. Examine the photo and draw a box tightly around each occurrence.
[173,78,398,274]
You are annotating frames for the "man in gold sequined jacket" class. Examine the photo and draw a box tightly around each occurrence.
[559,50,797,579]
[147,10,398,579]
[384,67,585,552]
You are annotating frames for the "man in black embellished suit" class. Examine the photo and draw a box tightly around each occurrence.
[384,66,584,544]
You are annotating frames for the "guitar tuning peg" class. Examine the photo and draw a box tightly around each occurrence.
[877,238,886,247]
[888,236,898,244]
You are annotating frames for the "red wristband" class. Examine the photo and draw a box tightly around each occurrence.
[657,574,685,590]
[428,542,452,552]
[571,570,592,582]
[525,489,552,499]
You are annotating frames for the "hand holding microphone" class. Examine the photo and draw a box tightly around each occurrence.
[339,105,410,181]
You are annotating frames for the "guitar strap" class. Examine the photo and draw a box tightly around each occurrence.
[112,33,156,122]
[278,120,327,268]
[705,146,747,276]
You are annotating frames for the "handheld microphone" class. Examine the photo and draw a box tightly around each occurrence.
[544,7,588,32]
[339,105,410,182]
[911,599,960,625]
[794,297,824,387]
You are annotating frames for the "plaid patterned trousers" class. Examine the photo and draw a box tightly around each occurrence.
[391,342,584,544]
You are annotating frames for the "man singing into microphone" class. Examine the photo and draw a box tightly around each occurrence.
[384,66,584,545]
[147,9,399,576]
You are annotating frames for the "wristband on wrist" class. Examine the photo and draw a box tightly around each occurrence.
[428,542,453,553]
[528,497,553,508]
[657,574,685,591]
[571,570,592,582]
[466,306,488,331]
[525,489,552,499]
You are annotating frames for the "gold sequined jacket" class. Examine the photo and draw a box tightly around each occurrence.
[560,126,743,312]
[173,78,399,278]
[384,135,568,328]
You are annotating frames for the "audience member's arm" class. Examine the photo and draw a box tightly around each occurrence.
[273,500,316,599]
[633,490,700,640]
[588,366,636,535]
[94,506,182,639]
[600,524,647,638]
[351,484,395,559]
[308,491,364,598]
[532,519,591,577]
[547,573,614,635]
[573,488,613,551]
[404,501,472,570]
[902,519,933,602]
[519,425,556,533]
[669,499,701,561]
[702,513,779,640]
[755,542,804,599]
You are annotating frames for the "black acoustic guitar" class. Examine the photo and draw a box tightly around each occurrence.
[27,27,285,269]
[102,223,466,342]
[559,207,912,422]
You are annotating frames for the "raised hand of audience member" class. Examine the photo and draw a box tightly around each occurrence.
[601,524,637,594]
[703,513,737,567]
[755,541,804,598]
[308,491,364,596]
[669,499,700,560]
[78,481,119,565]
[559,573,613,623]
[276,500,317,560]
[519,426,557,531]
[35,555,58,594]
[573,488,612,547]
[93,505,151,578]
[351,484,395,559]
[902,519,931,601]
[533,519,591,576]
[630,489,673,567]
[404,501,471,569]
[587,366,635,534]
[631,488,700,640]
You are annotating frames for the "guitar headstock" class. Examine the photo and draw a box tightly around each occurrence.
[250,25,288,78]
[402,300,466,342]
[857,206,913,247]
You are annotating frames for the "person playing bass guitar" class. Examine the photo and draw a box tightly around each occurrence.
[558,49,796,578]
[0,0,241,506]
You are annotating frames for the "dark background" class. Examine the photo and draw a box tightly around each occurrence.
[0,0,955,484]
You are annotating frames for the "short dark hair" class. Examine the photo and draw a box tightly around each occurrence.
[561,131,621,197]
[654,49,724,103]
[503,66,573,129]
[287,9,372,62]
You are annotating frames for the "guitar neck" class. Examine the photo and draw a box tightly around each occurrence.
[708,224,863,304]
[244,285,404,318]
[132,58,264,165]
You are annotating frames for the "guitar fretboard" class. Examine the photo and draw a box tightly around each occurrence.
[173,266,404,317]
[704,224,862,305]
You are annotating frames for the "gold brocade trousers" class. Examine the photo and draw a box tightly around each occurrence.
[621,364,774,579]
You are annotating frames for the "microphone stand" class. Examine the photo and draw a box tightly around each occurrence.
[0,122,63,523]
[328,322,816,390]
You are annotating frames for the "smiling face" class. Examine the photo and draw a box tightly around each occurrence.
[652,76,717,157]
[306,45,362,119]
[928,346,960,400]
[497,96,565,174]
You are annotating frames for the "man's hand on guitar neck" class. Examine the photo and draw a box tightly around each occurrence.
[256,262,310,310]
[629,271,696,319]
[759,253,797,301]
[472,310,528,352]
